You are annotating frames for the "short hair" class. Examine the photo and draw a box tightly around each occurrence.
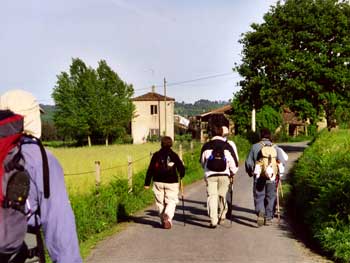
[211,125,223,137]
[161,136,173,148]
[260,128,272,140]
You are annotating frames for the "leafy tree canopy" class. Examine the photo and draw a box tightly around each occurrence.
[52,58,134,145]
[233,0,350,131]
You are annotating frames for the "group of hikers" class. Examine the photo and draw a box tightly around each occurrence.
[144,117,288,230]
[0,88,288,263]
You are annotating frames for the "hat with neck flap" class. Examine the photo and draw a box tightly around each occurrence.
[0,89,42,138]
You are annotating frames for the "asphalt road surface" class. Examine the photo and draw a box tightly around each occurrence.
[85,142,332,263]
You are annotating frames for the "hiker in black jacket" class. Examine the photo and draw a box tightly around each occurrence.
[144,136,185,229]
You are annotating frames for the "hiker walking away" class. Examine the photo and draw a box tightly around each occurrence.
[200,125,239,228]
[245,127,287,227]
[0,90,82,263]
[144,136,185,229]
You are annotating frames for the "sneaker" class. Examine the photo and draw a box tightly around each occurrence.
[209,223,217,229]
[161,214,171,229]
[264,218,273,226]
[257,211,265,227]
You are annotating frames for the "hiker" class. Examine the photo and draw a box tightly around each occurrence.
[245,127,287,227]
[200,125,239,228]
[0,89,82,263]
[144,136,185,229]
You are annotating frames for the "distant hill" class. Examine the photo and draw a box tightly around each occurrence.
[40,104,55,123]
[39,99,231,123]
[175,99,230,117]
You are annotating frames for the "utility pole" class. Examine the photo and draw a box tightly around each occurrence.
[252,105,256,132]
[164,77,167,136]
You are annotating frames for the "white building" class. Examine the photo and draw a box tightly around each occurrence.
[131,92,175,144]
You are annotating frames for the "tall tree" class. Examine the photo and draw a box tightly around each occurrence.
[234,0,350,131]
[52,58,134,145]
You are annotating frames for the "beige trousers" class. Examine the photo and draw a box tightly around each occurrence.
[205,176,230,225]
[153,182,179,223]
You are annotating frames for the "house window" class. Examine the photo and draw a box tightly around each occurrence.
[150,105,158,115]
[150,129,159,136]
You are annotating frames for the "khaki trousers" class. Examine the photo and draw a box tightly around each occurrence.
[153,182,179,223]
[205,175,230,225]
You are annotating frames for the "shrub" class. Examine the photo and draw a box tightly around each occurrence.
[289,129,350,262]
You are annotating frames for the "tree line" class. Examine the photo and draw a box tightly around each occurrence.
[232,0,350,135]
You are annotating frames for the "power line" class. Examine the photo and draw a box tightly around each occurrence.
[164,72,235,87]
[133,71,237,91]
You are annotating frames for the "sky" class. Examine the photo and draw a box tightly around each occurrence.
[0,0,278,105]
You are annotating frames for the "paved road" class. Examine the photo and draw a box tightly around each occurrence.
[85,142,332,263]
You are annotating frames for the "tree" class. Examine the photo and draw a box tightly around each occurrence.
[52,58,134,145]
[234,0,350,131]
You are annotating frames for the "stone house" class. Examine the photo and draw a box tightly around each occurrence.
[131,91,175,144]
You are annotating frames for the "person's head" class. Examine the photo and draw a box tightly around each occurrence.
[161,136,173,149]
[260,127,272,141]
[211,125,223,137]
[0,89,42,138]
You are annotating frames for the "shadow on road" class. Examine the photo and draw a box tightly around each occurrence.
[279,145,308,153]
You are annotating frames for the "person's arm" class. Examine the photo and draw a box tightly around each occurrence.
[173,151,185,178]
[245,146,256,177]
[225,142,239,176]
[26,149,82,263]
[144,153,156,188]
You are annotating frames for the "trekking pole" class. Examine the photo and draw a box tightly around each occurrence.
[230,176,234,227]
[276,180,281,225]
[180,179,186,226]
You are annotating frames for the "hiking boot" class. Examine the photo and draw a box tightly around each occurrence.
[264,218,273,226]
[257,211,265,227]
[161,214,171,229]
[209,223,217,229]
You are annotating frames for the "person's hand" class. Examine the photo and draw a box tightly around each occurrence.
[144,186,150,190]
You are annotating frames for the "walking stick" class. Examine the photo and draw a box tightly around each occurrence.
[229,176,234,227]
[180,179,186,226]
[276,178,281,225]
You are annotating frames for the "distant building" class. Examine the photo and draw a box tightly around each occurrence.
[189,104,233,143]
[131,91,175,144]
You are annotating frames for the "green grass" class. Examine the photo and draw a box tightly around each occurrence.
[48,143,159,195]
[289,129,350,263]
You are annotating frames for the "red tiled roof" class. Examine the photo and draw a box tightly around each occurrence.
[132,92,175,101]
[200,104,232,117]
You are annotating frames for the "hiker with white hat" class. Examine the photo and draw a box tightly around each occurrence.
[0,89,82,263]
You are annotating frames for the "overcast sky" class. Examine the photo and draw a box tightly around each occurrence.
[0,0,277,105]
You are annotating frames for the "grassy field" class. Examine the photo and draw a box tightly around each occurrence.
[48,141,198,196]
[48,143,160,195]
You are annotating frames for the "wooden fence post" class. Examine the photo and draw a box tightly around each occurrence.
[179,143,183,161]
[128,156,133,193]
[190,140,194,160]
[95,161,101,189]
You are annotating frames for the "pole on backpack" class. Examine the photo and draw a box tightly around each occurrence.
[180,179,185,226]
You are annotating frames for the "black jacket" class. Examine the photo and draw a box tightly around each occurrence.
[144,148,185,186]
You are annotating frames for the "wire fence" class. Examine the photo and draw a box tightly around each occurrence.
[62,142,195,193]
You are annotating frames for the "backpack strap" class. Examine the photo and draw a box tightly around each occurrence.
[224,140,239,167]
[21,135,50,199]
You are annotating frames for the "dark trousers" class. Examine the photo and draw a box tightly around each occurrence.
[253,177,277,219]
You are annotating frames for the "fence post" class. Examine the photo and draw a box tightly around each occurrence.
[190,140,194,160]
[95,161,101,189]
[128,156,133,193]
[179,143,183,161]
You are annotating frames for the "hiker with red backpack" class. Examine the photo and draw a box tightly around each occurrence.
[200,124,239,228]
[0,90,82,263]
[144,136,185,229]
[245,128,287,227]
